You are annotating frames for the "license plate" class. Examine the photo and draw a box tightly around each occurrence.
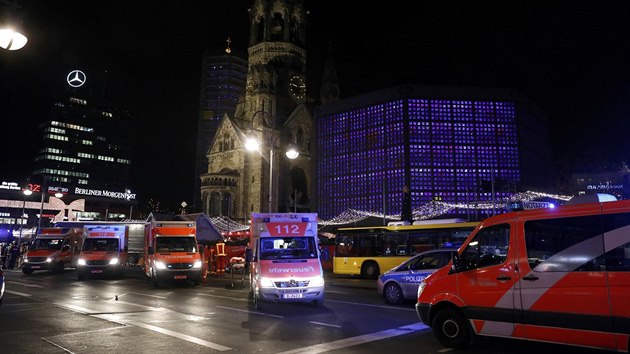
[282,293,303,299]
[91,269,103,274]
[31,266,41,269]
[174,275,187,279]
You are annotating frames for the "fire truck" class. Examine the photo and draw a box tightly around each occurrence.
[22,227,84,274]
[77,224,129,279]
[249,213,324,309]
[144,221,203,287]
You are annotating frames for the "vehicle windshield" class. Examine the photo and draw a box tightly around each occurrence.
[259,237,318,260]
[155,236,197,252]
[30,238,64,251]
[83,238,118,252]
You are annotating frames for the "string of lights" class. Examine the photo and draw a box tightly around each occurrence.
[207,190,574,232]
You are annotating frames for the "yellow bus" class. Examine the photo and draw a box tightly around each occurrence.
[333,219,479,278]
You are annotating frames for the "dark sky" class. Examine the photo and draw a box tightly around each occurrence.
[1,1,630,211]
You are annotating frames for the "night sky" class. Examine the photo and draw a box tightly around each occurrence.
[1,1,629,211]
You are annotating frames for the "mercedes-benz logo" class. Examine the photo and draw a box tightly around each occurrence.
[67,70,86,87]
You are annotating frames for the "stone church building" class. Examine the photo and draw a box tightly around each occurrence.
[199,0,336,222]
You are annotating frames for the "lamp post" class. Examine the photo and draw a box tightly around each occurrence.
[17,188,32,245]
[35,175,63,231]
[245,134,299,212]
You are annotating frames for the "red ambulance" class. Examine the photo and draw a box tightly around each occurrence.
[249,213,324,309]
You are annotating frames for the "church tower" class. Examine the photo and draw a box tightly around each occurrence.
[200,0,313,221]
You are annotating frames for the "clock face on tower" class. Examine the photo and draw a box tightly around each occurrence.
[289,75,306,102]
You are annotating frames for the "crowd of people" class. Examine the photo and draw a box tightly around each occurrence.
[0,241,28,270]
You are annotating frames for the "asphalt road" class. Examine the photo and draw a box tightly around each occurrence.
[0,267,612,354]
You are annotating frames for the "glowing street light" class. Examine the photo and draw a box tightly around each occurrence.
[245,136,299,212]
[0,0,28,50]
[17,187,32,245]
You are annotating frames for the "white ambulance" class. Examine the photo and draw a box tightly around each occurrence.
[249,213,324,309]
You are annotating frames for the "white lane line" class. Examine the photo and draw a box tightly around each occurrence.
[126,291,168,299]
[41,337,75,354]
[7,281,44,288]
[216,305,285,319]
[325,299,415,311]
[46,324,129,337]
[196,292,248,302]
[94,314,231,351]
[5,290,32,297]
[309,321,342,328]
[105,299,167,311]
[276,323,429,354]
[438,348,454,352]
[54,303,98,314]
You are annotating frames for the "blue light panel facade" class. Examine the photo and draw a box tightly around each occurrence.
[317,94,522,220]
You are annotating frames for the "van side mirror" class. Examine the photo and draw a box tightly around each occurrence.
[148,247,154,255]
[62,245,70,252]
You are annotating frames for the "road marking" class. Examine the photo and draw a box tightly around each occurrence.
[94,314,232,351]
[8,281,44,288]
[438,348,454,352]
[276,323,429,354]
[126,291,168,299]
[196,292,248,302]
[325,299,415,311]
[41,337,75,354]
[309,321,342,328]
[105,299,167,311]
[216,305,284,318]
[54,303,98,314]
[5,290,32,297]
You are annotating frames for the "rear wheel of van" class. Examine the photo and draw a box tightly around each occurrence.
[383,283,404,305]
[361,261,380,279]
[432,307,473,349]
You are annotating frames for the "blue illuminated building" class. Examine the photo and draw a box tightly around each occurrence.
[315,84,552,220]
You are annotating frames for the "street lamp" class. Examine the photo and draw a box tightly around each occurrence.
[17,188,32,245]
[34,176,63,231]
[0,0,28,50]
[245,135,299,212]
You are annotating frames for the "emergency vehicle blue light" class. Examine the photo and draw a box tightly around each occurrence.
[549,203,555,209]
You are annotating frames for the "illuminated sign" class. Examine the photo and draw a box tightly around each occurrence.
[0,181,20,190]
[67,70,86,87]
[74,187,136,200]
[507,201,555,211]
[586,183,623,191]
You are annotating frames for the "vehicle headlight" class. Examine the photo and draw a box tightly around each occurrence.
[310,276,325,287]
[46,257,53,263]
[154,261,166,270]
[109,258,119,265]
[193,260,202,269]
[77,259,86,266]
[259,277,274,288]
[417,281,427,298]
[23,257,28,263]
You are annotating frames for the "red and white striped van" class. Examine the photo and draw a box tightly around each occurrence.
[416,198,630,352]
